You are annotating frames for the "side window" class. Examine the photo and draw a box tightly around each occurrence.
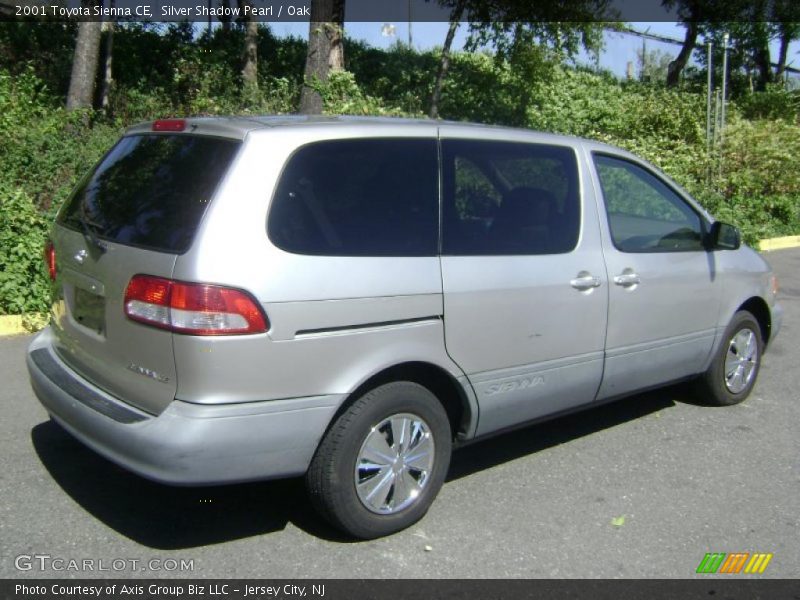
[453,156,502,232]
[593,154,706,253]
[442,140,580,255]
[267,139,438,256]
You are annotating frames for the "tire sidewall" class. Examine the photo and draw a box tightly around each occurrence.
[708,311,764,405]
[327,382,452,539]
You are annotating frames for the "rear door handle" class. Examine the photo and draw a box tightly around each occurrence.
[613,272,641,287]
[570,273,601,291]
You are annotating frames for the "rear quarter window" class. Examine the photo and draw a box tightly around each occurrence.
[59,134,241,254]
[267,138,439,257]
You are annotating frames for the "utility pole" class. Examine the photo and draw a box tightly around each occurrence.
[706,41,713,183]
[720,33,729,144]
[408,0,413,47]
[641,37,646,81]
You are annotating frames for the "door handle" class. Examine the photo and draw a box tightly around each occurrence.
[570,273,601,291]
[613,272,641,287]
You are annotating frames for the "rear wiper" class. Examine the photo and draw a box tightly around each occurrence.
[78,202,107,255]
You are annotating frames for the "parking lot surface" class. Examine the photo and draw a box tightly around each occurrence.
[1,248,798,579]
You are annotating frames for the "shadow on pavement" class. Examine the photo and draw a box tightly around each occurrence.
[32,384,688,549]
[448,385,682,481]
[31,420,347,549]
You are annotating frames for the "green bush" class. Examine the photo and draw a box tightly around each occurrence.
[0,185,50,315]
[526,68,799,247]
[0,67,121,214]
[736,85,800,123]
[717,117,800,198]
[0,67,121,314]
[319,70,418,117]
[1,30,799,315]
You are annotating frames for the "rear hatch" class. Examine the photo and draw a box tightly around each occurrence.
[49,131,241,415]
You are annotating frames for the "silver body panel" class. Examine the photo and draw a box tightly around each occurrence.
[596,249,720,399]
[28,117,783,485]
[48,229,179,415]
[438,125,609,435]
[28,329,340,484]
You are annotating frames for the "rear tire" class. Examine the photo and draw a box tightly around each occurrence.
[306,381,452,539]
[696,310,763,406]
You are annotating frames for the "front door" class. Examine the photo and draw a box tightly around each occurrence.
[589,152,722,400]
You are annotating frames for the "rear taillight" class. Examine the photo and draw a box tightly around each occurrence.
[44,240,56,281]
[124,275,268,335]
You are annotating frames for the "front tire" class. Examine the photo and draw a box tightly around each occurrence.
[306,381,452,539]
[696,310,763,406]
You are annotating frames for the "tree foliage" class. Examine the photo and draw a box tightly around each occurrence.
[0,26,798,314]
[449,0,610,64]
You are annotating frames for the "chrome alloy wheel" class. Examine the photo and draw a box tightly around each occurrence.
[354,413,435,514]
[724,327,759,394]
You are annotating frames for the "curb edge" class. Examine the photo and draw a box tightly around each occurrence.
[758,235,800,252]
[0,314,47,337]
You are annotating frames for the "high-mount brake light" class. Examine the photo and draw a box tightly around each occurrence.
[152,119,186,132]
[124,275,268,335]
[44,240,56,281]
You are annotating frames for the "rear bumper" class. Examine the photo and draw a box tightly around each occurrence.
[27,328,342,485]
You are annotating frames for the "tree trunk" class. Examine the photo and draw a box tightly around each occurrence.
[666,20,697,88]
[750,6,772,91]
[753,38,772,91]
[219,0,232,32]
[775,28,790,81]
[299,0,345,115]
[100,17,114,113]
[429,1,464,119]
[66,3,103,111]
[328,0,345,72]
[239,0,259,93]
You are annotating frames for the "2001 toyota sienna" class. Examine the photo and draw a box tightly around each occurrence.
[27,116,783,539]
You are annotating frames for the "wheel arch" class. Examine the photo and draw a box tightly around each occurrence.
[331,361,477,442]
[737,296,772,347]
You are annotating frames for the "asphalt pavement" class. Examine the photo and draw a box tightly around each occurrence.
[1,248,798,579]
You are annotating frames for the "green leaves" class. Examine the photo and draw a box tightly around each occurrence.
[317,70,416,117]
[0,186,50,315]
[0,30,798,317]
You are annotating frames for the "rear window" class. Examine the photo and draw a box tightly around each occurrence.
[58,134,241,253]
[267,138,439,256]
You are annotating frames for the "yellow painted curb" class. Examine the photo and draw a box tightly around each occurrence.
[0,315,29,336]
[759,235,800,252]
[0,314,47,337]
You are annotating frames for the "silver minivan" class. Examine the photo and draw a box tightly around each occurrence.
[27,116,783,538]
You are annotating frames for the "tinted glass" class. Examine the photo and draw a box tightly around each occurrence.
[594,154,705,252]
[442,140,580,255]
[268,139,438,256]
[59,134,240,253]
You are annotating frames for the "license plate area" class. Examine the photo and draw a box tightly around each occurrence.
[73,287,106,334]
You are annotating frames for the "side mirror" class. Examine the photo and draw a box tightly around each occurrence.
[708,221,741,250]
